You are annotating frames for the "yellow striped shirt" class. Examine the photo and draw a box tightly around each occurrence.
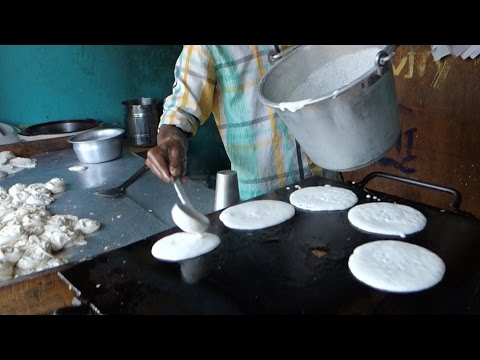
[160,45,327,200]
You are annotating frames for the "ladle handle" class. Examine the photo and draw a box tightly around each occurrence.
[173,177,193,208]
[120,164,150,191]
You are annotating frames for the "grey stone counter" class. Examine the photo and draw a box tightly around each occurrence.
[0,148,215,266]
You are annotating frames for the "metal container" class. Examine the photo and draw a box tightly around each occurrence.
[68,128,125,164]
[122,98,161,147]
[257,45,400,172]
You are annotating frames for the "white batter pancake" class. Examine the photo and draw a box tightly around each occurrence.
[219,200,295,230]
[289,185,358,211]
[348,202,427,238]
[151,232,220,262]
[348,240,445,293]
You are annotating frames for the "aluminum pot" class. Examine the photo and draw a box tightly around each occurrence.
[68,128,125,164]
[257,45,400,172]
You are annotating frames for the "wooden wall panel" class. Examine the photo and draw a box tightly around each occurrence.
[344,45,480,217]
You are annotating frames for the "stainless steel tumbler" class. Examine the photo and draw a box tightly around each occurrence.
[214,170,240,211]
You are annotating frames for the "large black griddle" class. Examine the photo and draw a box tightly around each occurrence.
[59,172,480,315]
[19,119,102,136]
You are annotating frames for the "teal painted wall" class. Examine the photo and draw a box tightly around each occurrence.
[0,45,230,176]
[0,45,182,127]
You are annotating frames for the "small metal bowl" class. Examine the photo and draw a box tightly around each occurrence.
[68,128,125,164]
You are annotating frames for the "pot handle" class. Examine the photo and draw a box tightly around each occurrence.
[375,49,396,75]
[356,171,462,211]
[268,45,301,64]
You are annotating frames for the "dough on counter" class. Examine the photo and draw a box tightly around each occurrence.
[348,240,445,293]
[2,208,30,225]
[219,200,295,230]
[22,214,45,235]
[0,178,101,282]
[47,214,78,229]
[25,193,54,207]
[15,235,51,252]
[74,218,101,234]
[289,185,358,211]
[45,178,66,194]
[0,164,23,175]
[0,224,28,246]
[8,183,27,195]
[0,246,23,263]
[0,151,16,165]
[25,183,50,196]
[0,150,36,176]
[41,225,80,252]
[0,260,13,281]
[68,166,88,172]
[9,189,30,204]
[15,247,52,271]
[348,202,427,238]
[9,157,36,168]
[151,232,220,262]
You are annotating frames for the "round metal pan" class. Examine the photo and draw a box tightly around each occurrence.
[19,119,102,136]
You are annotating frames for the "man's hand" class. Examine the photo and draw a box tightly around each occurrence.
[146,125,189,183]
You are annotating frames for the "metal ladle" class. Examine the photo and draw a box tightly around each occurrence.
[171,177,210,233]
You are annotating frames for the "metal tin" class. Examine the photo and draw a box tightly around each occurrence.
[122,98,162,147]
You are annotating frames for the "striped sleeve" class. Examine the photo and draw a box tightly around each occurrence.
[159,45,217,136]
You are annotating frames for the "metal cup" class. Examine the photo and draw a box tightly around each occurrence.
[214,170,240,211]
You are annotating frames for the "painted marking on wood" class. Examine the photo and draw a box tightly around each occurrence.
[379,128,418,174]
[416,52,427,77]
[431,60,450,89]
[393,50,430,79]
[393,56,407,76]
[404,52,415,79]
